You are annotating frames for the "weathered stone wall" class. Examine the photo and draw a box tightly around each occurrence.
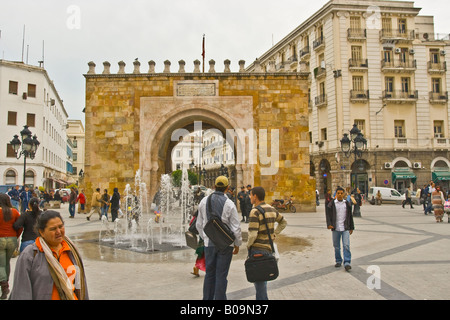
[83,61,316,211]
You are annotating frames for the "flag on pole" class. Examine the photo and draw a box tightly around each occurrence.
[202,34,205,73]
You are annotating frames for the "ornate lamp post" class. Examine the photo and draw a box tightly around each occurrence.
[340,124,367,217]
[10,125,40,186]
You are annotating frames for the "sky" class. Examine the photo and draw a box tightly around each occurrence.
[1,0,449,124]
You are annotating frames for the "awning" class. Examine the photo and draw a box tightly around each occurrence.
[432,171,450,181]
[392,172,417,183]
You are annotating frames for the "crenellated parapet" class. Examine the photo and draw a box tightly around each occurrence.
[85,59,307,75]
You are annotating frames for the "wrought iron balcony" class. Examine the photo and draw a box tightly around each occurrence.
[382,90,418,103]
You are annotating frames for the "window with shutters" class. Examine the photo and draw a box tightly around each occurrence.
[7,111,17,126]
[27,113,36,127]
[394,120,405,138]
[28,84,37,98]
[9,81,18,95]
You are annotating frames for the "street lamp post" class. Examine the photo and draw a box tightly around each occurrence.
[9,125,40,186]
[340,124,367,217]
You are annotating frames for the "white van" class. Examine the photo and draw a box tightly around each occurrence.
[368,187,404,205]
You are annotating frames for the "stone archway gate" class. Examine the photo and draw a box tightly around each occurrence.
[83,59,315,211]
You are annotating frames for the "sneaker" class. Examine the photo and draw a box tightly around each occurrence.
[335,263,341,268]
[345,265,352,272]
[86,217,90,221]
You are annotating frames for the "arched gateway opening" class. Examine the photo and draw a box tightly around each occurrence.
[141,105,251,197]
[83,62,316,211]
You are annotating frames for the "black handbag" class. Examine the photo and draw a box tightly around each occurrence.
[185,231,198,249]
[244,206,279,283]
[189,210,199,235]
[203,194,235,252]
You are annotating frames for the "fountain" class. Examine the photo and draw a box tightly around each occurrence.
[98,168,196,253]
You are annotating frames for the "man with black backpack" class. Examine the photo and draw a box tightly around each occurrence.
[196,176,242,300]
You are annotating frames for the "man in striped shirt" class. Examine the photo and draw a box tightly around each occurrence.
[247,186,287,300]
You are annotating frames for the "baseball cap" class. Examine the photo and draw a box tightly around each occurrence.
[215,176,229,187]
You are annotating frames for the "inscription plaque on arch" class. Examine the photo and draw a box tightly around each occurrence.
[175,81,217,97]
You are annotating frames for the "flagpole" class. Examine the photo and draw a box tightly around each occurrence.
[202,34,205,73]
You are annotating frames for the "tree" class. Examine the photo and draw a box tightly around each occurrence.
[171,170,198,187]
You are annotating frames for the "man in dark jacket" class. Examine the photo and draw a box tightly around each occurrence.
[326,187,354,271]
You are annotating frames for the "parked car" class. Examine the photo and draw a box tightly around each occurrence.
[368,187,404,205]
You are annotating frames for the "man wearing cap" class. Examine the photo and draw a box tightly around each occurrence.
[196,176,243,300]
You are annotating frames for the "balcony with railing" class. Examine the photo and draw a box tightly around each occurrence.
[349,58,368,71]
[313,36,325,51]
[380,29,415,41]
[299,46,310,59]
[382,90,418,103]
[315,94,327,108]
[350,90,370,103]
[314,67,326,80]
[381,59,416,73]
[429,91,449,104]
[428,61,447,74]
[347,28,367,41]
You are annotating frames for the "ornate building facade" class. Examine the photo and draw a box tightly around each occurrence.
[248,0,450,195]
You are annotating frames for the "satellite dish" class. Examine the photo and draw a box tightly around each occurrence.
[423,33,429,40]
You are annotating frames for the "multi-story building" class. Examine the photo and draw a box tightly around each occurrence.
[248,0,450,196]
[0,59,70,190]
[67,119,85,184]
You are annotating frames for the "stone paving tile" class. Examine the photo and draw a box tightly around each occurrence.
[7,202,450,301]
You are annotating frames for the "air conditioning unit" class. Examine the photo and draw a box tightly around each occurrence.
[22,92,27,100]
[395,48,402,54]
[409,49,415,55]
[441,50,446,56]
[384,162,392,169]
[413,162,422,169]
[435,133,443,138]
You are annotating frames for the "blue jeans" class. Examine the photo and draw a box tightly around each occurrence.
[101,205,108,218]
[20,240,35,253]
[332,230,351,266]
[69,204,76,217]
[10,200,19,211]
[248,248,271,300]
[203,246,233,300]
[0,237,17,282]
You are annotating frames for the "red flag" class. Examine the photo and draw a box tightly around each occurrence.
[202,34,205,58]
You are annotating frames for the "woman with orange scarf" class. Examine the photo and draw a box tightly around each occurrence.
[9,210,88,300]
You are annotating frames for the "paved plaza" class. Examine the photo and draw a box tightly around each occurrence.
[8,202,450,300]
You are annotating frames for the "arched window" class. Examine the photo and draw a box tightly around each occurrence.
[5,170,16,185]
[25,170,35,186]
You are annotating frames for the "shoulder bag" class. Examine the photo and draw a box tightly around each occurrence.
[203,194,235,252]
[244,205,279,283]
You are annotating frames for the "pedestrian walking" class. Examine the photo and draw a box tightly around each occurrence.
[352,188,362,217]
[7,185,20,211]
[244,184,253,223]
[0,193,22,299]
[19,186,32,214]
[110,188,121,222]
[86,188,102,221]
[402,186,414,209]
[247,186,287,300]
[237,186,247,222]
[432,185,445,223]
[196,176,242,300]
[13,197,41,252]
[101,189,110,220]
[375,190,382,205]
[189,210,205,277]
[76,189,86,214]
[68,187,77,218]
[326,187,355,272]
[10,210,89,300]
